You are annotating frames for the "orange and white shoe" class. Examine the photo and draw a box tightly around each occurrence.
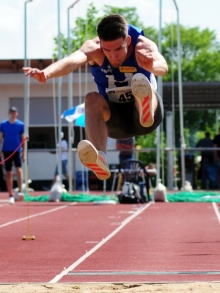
[77,140,111,180]
[131,73,154,127]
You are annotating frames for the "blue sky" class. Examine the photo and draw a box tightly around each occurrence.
[0,0,219,59]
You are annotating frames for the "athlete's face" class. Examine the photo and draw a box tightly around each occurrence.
[100,36,131,67]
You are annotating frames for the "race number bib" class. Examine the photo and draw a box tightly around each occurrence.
[106,87,134,103]
[105,73,134,103]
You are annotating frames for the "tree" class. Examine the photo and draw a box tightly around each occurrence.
[162,24,220,82]
[159,24,220,148]
[53,3,99,58]
[53,3,158,57]
[136,132,157,165]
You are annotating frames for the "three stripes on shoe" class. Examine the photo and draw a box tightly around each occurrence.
[87,154,109,177]
[142,96,150,124]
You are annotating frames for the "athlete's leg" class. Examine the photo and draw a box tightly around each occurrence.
[85,92,110,152]
[131,73,158,127]
[77,92,111,180]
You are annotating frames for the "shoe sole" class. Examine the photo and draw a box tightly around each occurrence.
[131,73,154,127]
[77,140,111,180]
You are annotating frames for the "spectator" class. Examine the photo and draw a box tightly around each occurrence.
[0,107,25,204]
[213,128,220,188]
[116,137,135,191]
[51,132,69,189]
[213,128,220,162]
[196,131,214,189]
[116,137,135,164]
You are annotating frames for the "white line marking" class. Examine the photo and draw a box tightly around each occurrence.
[212,202,220,224]
[49,203,152,283]
[0,203,76,229]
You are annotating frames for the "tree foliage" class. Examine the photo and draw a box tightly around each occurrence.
[162,24,220,82]
[53,3,158,57]
[161,25,220,147]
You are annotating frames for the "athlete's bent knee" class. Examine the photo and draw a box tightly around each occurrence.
[85,92,106,105]
[85,92,109,110]
[85,92,110,121]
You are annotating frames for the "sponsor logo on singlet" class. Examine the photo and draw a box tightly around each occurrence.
[119,66,137,73]
[101,65,113,74]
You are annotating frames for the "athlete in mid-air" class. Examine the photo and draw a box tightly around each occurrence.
[23,14,168,181]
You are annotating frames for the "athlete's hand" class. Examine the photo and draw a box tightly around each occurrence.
[136,49,168,76]
[135,48,154,72]
[22,67,47,83]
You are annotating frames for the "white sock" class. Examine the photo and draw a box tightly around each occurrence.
[98,150,107,160]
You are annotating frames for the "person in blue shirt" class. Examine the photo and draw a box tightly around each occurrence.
[22,14,168,182]
[116,137,135,164]
[0,107,25,204]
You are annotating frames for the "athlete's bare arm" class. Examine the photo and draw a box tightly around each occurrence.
[135,35,168,76]
[22,38,103,83]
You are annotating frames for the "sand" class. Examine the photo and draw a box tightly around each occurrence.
[1,282,220,293]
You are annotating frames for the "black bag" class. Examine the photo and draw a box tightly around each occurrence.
[118,182,144,204]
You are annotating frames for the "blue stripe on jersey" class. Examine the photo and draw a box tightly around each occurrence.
[90,24,154,100]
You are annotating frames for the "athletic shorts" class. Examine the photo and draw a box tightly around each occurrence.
[106,92,163,139]
[3,151,22,172]
[55,159,68,175]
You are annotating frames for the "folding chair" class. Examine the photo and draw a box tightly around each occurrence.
[118,159,151,202]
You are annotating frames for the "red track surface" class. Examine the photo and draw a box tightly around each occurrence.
[1,192,220,284]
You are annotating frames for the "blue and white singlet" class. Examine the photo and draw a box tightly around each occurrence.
[90,24,157,103]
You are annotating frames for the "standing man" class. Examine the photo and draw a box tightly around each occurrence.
[213,128,220,162]
[196,131,214,189]
[23,14,168,181]
[213,128,220,188]
[0,107,25,204]
[116,137,135,164]
[51,132,69,189]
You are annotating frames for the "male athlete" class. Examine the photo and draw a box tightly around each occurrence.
[23,14,168,181]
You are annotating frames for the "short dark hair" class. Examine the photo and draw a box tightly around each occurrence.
[97,14,128,41]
